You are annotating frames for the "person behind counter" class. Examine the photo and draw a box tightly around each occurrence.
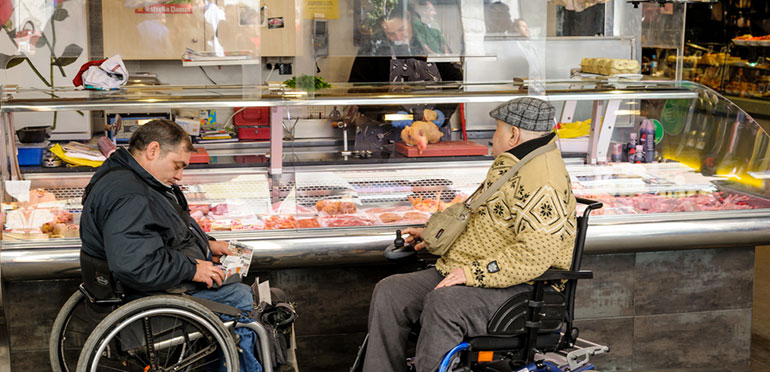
[348,0,462,83]
[348,1,462,154]
[79,119,262,371]
[411,0,451,55]
[362,97,577,372]
[485,1,531,37]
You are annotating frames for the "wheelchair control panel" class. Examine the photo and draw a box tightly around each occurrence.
[383,229,418,260]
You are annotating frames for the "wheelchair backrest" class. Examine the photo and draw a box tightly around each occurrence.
[571,197,600,272]
[564,198,602,336]
[80,250,124,303]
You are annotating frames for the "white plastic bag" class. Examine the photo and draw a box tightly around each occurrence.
[81,54,129,90]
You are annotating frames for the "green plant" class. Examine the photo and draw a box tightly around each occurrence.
[363,0,399,32]
[283,75,332,92]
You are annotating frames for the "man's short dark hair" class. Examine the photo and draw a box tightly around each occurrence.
[128,119,195,155]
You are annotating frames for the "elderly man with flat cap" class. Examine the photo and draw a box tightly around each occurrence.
[362,97,577,372]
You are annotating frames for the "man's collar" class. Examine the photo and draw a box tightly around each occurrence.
[507,132,556,160]
[113,148,172,191]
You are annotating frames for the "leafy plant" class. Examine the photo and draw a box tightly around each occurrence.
[0,0,85,129]
[283,75,332,92]
[363,0,400,32]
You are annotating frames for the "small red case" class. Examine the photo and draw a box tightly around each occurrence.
[234,107,270,126]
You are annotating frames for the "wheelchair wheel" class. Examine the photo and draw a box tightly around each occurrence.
[49,290,114,372]
[76,295,240,372]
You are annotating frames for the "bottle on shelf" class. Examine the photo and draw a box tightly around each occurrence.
[611,143,624,162]
[634,145,644,164]
[626,132,638,161]
[640,119,656,163]
[627,145,636,164]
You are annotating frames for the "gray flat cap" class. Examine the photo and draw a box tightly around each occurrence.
[489,97,555,132]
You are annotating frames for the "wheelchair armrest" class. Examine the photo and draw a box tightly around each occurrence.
[532,269,593,282]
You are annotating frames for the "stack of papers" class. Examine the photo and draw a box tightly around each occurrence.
[182,48,258,66]
[183,48,254,61]
[199,129,237,143]
[62,142,106,162]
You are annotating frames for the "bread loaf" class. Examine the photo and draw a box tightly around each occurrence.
[580,58,640,75]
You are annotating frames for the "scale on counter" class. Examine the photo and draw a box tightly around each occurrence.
[105,111,172,142]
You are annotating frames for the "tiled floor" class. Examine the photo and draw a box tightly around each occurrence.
[751,246,770,371]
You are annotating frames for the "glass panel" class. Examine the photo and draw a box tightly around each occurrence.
[571,83,770,216]
[642,2,686,79]
[6,81,770,242]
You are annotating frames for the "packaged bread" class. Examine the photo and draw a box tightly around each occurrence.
[580,58,640,75]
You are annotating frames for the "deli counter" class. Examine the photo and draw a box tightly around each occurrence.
[2,79,770,279]
[1,79,768,370]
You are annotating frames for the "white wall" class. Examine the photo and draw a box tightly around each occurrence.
[0,0,91,139]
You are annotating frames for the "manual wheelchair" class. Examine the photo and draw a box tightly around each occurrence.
[351,197,608,372]
[49,252,276,372]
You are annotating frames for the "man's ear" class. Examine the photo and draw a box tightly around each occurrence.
[507,126,520,148]
[145,141,161,160]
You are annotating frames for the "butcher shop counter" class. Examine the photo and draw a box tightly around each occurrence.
[2,79,770,279]
[2,155,770,280]
[2,80,770,370]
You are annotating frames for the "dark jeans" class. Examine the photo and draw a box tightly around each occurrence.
[364,268,531,372]
[192,283,262,372]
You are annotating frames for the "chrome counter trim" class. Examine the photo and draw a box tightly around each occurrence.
[585,216,770,254]
[20,167,269,180]
[1,91,697,112]
[3,214,770,281]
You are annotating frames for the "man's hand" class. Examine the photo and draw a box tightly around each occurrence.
[193,259,225,288]
[435,267,466,289]
[402,227,426,251]
[209,240,232,263]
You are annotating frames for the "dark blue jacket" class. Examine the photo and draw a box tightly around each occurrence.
[80,148,209,292]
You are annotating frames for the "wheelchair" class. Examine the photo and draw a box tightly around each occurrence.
[351,197,607,372]
[49,252,277,372]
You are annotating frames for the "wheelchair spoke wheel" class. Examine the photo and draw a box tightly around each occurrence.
[77,295,239,372]
[50,290,114,372]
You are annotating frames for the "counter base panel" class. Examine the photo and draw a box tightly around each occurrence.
[1,246,754,372]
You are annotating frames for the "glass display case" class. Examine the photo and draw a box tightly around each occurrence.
[2,79,770,277]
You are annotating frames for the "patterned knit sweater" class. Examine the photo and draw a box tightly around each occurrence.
[434,135,577,288]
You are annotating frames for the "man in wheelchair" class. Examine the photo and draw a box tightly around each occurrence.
[361,98,583,372]
[78,119,262,371]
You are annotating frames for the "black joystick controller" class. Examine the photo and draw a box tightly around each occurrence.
[394,229,405,248]
[384,229,417,260]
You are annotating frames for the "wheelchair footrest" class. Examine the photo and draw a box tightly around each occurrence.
[566,344,609,371]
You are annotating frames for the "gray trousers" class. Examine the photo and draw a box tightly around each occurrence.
[363,268,530,372]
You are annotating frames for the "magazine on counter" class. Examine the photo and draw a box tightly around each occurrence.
[217,240,254,285]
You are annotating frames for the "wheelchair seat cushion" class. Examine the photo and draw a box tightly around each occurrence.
[468,332,561,351]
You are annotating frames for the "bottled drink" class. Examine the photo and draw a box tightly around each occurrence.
[611,143,624,162]
[640,119,656,163]
[634,145,644,163]
[626,132,638,162]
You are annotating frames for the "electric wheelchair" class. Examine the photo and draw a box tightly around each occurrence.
[49,252,276,372]
[351,197,607,372]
